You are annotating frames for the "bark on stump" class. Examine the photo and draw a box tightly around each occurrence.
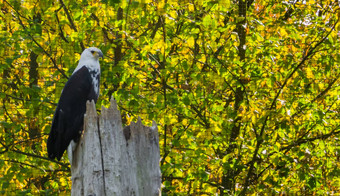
[70,98,161,196]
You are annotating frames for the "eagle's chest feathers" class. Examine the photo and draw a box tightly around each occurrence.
[85,65,100,96]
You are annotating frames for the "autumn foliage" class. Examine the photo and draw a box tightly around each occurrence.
[0,0,339,195]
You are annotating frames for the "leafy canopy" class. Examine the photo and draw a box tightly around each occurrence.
[0,0,339,195]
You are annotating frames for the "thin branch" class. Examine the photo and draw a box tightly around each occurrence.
[240,20,337,189]
[190,105,210,128]
[161,125,189,166]
[4,0,69,79]
[125,0,132,32]
[291,75,339,119]
[212,51,248,105]
[91,13,113,44]
[12,148,70,170]
[3,159,69,172]
[4,159,40,169]
[0,140,9,154]
[281,126,340,152]
[281,0,299,21]
[248,125,340,185]
[150,16,163,40]
[55,6,69,43]
[240,115,267,195]
[2,92,57,106]
[59,0,85,50]
[12,135,45,147]
[244,96,339,189]
[270,18,338,110]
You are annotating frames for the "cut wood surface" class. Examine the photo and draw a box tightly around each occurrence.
[70,99,161,196]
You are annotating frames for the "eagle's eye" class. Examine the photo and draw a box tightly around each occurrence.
[91,51,95,54]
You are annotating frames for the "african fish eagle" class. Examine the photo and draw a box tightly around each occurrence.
[47,47,103,161]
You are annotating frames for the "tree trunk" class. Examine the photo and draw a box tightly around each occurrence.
[70,98,161,196]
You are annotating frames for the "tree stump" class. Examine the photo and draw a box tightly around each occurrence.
[70,98,161,196]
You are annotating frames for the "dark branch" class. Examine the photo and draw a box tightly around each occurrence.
[281,126,340,152]
[270,18,338,111]
[12,148,70,170]
[59,0,85,50]
[4,0,69,79]
[91,13,113,44]
[291,75,339,119]
[55,7,69,43]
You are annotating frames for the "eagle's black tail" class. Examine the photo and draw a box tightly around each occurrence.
[47,109,65,161]
[47,108,84,161]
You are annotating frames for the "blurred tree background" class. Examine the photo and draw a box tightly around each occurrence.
[0,0,339,195]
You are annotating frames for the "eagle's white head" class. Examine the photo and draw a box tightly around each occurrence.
[73,47,103,74]
[81,47,104,60]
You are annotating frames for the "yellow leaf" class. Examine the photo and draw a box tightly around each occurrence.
[182,119,188,126]
[280,28,287,37]
[188,3,194,12]
[187,36,195,48]
[318,82,324,90]
[306,67,313,79]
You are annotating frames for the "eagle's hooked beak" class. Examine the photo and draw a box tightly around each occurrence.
[98,51,104,59]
